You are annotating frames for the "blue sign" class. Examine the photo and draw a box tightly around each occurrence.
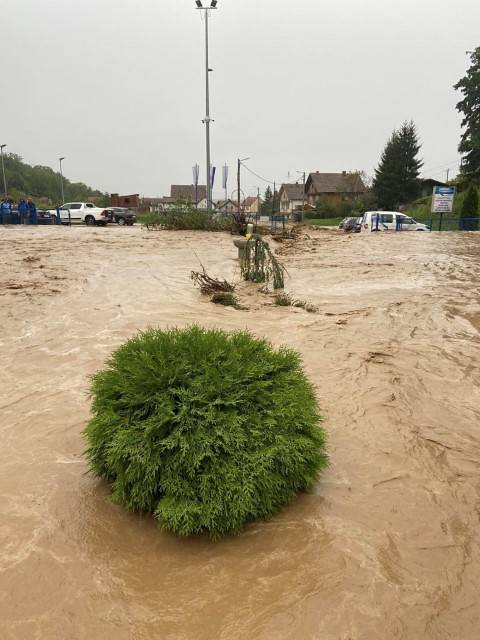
[433,186,455,196]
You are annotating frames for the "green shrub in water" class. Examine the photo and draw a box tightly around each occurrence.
[84,326,327,538]
[138,205,231,232]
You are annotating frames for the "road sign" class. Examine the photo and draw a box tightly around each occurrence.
[431,186,455,213]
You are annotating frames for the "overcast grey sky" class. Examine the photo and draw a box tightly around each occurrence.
[2,0,479,198]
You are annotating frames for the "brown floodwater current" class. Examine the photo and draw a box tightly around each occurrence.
[1,226,479,639]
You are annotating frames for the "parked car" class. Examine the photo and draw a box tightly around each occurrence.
[361,211,430,232]
[47,202,110,226]
[37,209,56,224]
[340,216,362,233]
[104,207,136,226]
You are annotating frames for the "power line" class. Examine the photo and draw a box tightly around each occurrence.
[421,158,460,174]
[241,163,294,187]
[241,163,276,185]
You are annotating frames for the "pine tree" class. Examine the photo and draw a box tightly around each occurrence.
[454,47,480,183]
[459,184,479,230]
[373,121,423,209]
[261,186,273,214]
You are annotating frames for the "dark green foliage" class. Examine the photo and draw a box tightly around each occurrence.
[261,186,279,215]
[459,184,479,230]
[84,326,327,538]
[274,292,294,306]
[261,186,273,215]
[373,121,423,209]
[274,293,318,313]
[241,235,286,290]
[1,151,106,204]
[138,206,231,231]
[455,48,480,183]
[211,292,238,306]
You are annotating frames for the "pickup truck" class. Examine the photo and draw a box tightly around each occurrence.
[48,202,110,226]
[103,207,136,226]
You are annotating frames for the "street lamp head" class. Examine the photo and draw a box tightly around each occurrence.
[195,1,203,7]
[0,144,6,150]
[210,0,218,7]
[59,157,65,162]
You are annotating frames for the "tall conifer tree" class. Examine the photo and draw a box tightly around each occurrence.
[373,122,423,209]
[455,47,480,182]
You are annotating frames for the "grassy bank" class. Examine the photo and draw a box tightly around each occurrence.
[307,217,342,227]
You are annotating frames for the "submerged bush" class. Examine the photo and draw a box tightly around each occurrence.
[138,205,231,232]
[84,326,327,538]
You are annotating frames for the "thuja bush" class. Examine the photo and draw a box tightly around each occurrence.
[85,326,327,538]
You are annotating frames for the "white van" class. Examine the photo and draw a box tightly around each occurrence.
[361,211,430,232]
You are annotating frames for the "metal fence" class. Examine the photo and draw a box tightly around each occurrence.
[370,214,479,232]
[422,216,480,231]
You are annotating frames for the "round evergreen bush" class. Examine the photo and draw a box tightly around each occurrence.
[84,326,327,538]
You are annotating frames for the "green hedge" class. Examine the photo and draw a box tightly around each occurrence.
[138,207,231,231]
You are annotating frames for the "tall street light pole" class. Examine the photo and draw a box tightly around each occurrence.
[196,1,218,211]
[59,157,65,203]
[0,144,7,197]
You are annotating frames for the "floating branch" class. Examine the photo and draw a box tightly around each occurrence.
[191,266,236,296]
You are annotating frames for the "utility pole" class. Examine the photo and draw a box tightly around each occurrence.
[59,157,65,203]
[257,186,260,222]
[301,171,306,221]
[302,172,306,212]
[195,1,218,211]
[296,170,306,221]
[237,157,250,216]
[446,168,450,184]
[272,181,276,216]
[0,144,7,197]
[237,158,241,216]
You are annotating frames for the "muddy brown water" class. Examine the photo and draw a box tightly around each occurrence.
[1,226,479,640]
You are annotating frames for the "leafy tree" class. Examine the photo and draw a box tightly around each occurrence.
[2,152,106,204]
[84,326,328,538]
[459,183,479,230]
[455,47,480,183]
[373,121,423,209]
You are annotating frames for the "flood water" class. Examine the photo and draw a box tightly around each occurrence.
[1,226,479,639]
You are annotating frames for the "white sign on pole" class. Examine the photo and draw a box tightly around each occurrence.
[192,164,200,186]
[431,186,455,213]
[222,164,228,190]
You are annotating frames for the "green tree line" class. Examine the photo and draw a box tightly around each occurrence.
[1,153,108,205]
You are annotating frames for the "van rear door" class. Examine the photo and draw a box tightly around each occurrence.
[381,213,396,230]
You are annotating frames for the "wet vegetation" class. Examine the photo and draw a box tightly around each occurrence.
[241,235,286,290]
[84,326,327,538]
[138,206,231,232]
[274,292,319,313]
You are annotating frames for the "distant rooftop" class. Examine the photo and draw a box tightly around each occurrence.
[170,185,207,201]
